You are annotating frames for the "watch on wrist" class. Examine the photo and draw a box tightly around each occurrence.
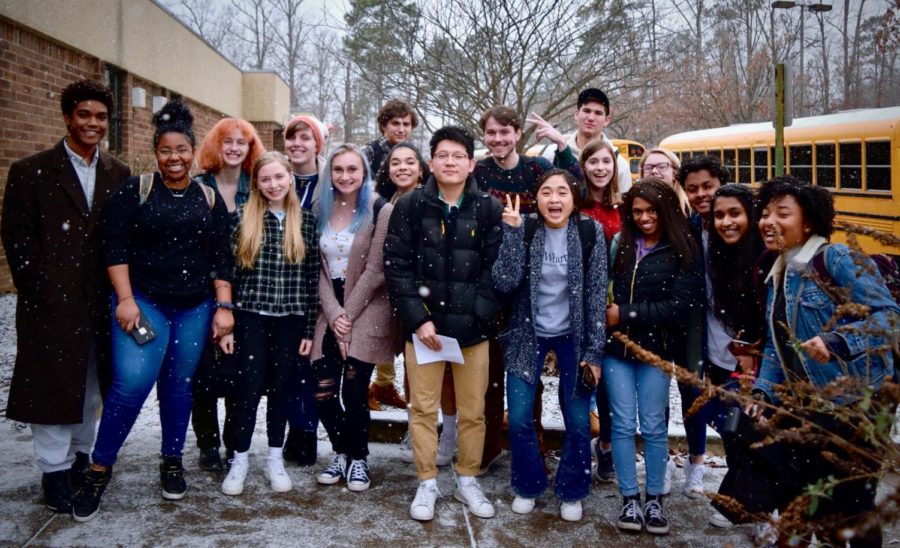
[215,301,235,310]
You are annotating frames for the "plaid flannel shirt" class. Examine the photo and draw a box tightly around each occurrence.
[234,209,320,339]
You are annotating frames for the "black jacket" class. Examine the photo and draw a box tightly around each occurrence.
[384,176,504,347]
[607,239,703,365]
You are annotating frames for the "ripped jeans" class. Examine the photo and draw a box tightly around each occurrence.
[313,328,375,460]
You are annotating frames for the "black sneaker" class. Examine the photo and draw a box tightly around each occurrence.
[159,456,186,500]
[198,447,223,472]
[643,494,670,535]
[70,452,90,492]
[298,431,318,467]
[616,495,643,532]
[72,467,112,522]
[42,470,72,513]
[593,439,615,483]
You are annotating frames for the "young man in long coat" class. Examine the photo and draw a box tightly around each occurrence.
[1,79,130,513]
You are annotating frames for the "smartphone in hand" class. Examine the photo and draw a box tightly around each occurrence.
[130,313,157,345]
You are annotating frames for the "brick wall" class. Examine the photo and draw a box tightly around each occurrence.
[0,19,276,293]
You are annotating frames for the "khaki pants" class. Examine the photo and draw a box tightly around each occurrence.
[372,362,396,387]
[405,340,489,480]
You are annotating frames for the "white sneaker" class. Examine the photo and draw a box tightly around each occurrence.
[222,453,248,496]
[511,496,535,514]
[661,456,676,495]
[454,476,495,518]
[436,432,455,467]
[682,461,706,499]
[709,510,734,528]
[560,500,583,522]
[265,452,292,492]
[410,479,441,521]
[399,431,414,464]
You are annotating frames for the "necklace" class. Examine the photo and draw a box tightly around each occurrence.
[164,180,191,198]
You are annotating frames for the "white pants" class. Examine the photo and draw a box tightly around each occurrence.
[30,351,101,473]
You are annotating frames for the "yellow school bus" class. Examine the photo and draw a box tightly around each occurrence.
[659,107,900,255]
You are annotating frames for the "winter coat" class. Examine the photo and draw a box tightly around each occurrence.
[754,236,899,405]
[311,198,396,364]
[606,238,704,366]
[384,176,504,348]
[492,215,608,387]
[1,139,130,424]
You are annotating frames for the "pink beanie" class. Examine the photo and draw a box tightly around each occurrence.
[284,114,329,154]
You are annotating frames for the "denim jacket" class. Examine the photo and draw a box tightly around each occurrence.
[754,235,899,405]
[492,216,608,389]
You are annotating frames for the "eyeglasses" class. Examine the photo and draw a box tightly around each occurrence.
[432,152,469,162]
[643,162,671,174]
[158,147,192,158]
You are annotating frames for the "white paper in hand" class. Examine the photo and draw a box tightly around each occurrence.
[412,334,465,366]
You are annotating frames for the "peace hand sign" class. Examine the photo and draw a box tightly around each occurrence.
[502,194,522,227]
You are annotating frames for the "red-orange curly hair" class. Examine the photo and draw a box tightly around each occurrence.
[197,118,266,174]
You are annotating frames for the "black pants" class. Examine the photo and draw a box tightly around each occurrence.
[313,278,374,460]
[191,341,239,451]
[225,310,306,453]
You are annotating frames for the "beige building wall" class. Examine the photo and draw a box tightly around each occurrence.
[0,0,289,124]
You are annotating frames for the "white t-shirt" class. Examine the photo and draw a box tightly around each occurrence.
[320,224,354,280]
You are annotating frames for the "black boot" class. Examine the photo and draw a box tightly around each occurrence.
[159,456,186,500]
[69,452,90,492]
[197,447,223,472]
[283,428,303,464]
[72,467,112,522]
[42,470,72,513]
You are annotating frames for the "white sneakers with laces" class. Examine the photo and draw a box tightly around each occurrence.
[511,495,535,514]
[683,460,706,499]
[559,500,583,522]
[453,476,495,518]
[410,479,441,521]
[221,451,249,496]
[265,449,292,492]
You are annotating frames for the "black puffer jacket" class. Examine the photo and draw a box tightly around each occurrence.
[384,176,504,347]
[606,239,703,365]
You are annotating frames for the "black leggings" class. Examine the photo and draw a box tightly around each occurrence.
[225,310,306,453]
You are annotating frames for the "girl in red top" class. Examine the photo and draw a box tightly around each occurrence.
[579,138,622,243]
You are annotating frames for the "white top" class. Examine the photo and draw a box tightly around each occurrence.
[320,224,354,280]
[63,138,98,210]
[703,229,738,371]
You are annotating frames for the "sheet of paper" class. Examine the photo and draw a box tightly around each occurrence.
[412,334,465,366]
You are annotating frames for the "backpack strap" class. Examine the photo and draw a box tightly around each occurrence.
[195,180,216,210]
[138,173,154,205]
[576,215,597,266]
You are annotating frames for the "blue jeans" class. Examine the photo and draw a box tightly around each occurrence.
[507,334,591,502]
[92,292,214,466]
[602,354,670,497]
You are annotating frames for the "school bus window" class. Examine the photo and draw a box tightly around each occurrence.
[753,147,768,183]
[708,149,722,163]
[737,148,751,184]
[865,140,891,192]
[723,149,736,175]
[630,158,641,176]
[839,142,862,190]
[628,144,644,158]
[815,143,836,188]
[788,145,813,185]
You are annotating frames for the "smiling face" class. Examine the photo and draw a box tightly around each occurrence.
[482,117,521,160]
[221,127,250,169]
[284,126,317,170]
[713,196,749,245]
[256,160,292,209]
[683,169,721,215]
[428,140,475,188]
[155,132,194,183]
[584,146,615,192]
[574,101,610,140]
[536,175,575,229]
[758,194,811,251]
[631,196,659,239]
[388,147,422,194]
[331,150,365,201]
[642,152,675,187]
[383,115,413,145]
[64,100,108,152]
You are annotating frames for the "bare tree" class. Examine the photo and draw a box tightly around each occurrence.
[231,0,274,70]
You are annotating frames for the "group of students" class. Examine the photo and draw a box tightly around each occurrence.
[3,80,898,545]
